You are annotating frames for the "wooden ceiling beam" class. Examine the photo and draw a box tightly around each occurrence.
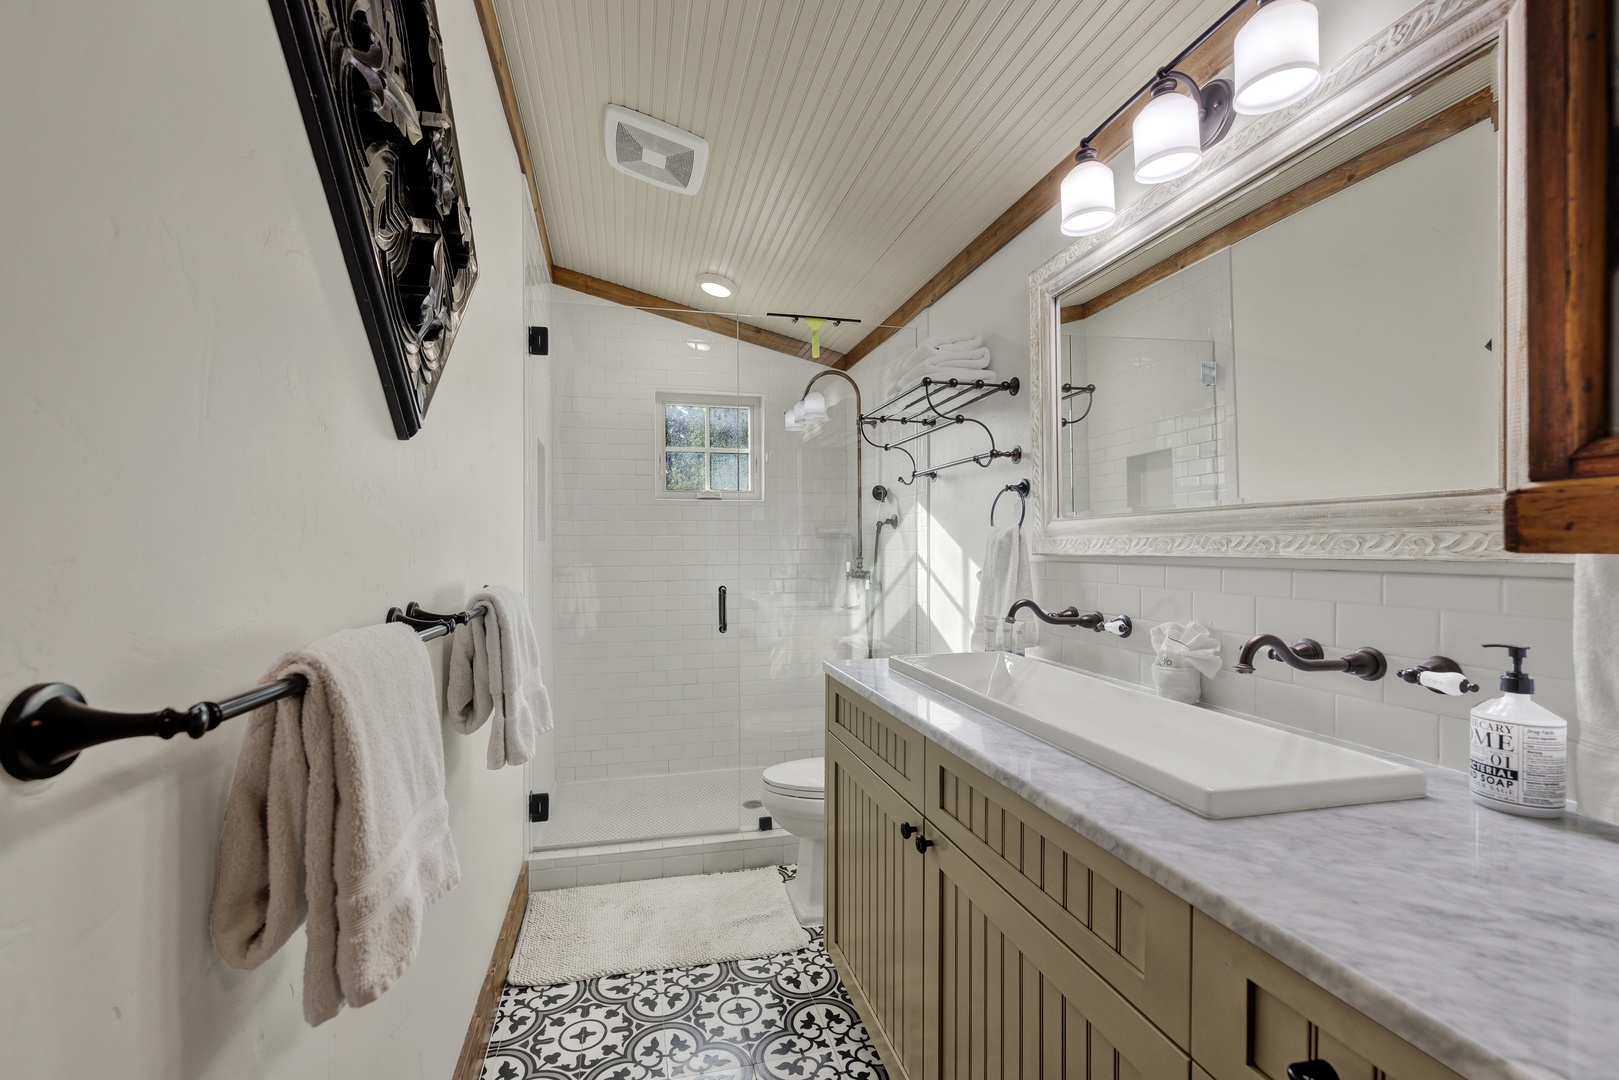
[471,0,552,275]
[835,4,1261,372]
[553,268,845,367]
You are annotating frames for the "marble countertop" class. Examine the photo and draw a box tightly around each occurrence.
[825,658,1619,1080]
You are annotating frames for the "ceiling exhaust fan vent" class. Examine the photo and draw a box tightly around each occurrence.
[604,105,709,195]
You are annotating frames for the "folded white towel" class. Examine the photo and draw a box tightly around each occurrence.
[211,623,459,1025]
[894,347,991,383]
[1575,555,1617,820]
[449,584,552,769]
[886,350,994,396]
[973,526,1036,651]
[925,333,981,350]
[1149,621,1223,678]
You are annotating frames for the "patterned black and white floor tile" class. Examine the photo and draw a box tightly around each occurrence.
[483,865,886,1080]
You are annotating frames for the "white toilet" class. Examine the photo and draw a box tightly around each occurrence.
[762,757,826,925]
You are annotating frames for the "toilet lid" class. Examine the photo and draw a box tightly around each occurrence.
[763,757,825,797]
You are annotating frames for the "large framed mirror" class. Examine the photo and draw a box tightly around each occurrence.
[1030,0,1532,560]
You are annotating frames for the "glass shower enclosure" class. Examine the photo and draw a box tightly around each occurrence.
[527,293,914,851]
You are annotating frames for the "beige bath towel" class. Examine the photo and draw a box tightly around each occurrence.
[210,623,460,1025]
[448,585,551,769]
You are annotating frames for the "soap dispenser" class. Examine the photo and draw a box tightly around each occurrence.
[1468,644,1567,818]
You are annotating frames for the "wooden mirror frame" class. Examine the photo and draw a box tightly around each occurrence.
[1503,0,1616,552]
[1028,0,1534,561]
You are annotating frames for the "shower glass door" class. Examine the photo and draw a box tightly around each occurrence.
[531,300,913,852]
[535,299,743,849]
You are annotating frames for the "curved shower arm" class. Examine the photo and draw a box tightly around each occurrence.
[801,369,865,572]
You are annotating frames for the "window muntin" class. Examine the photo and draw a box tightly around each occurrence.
[658,396,758,497]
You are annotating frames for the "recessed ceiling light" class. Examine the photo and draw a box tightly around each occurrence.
[698,274,735,298]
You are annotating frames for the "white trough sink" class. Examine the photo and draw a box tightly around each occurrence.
[888,651,1425,818]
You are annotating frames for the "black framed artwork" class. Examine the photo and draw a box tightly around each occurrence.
[268,0,478,439]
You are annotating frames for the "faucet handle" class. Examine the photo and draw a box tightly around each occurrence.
[1098,615,1133,638]
[1395,657,1480,696]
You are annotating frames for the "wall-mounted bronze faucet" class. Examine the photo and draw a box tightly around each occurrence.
[1234,635,1386,681]
[1004,600,1132,638]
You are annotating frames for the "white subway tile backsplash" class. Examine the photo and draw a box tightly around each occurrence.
[1336,697,1440,762]
[1222,567,1292,597]
[1336,603,1439,659]
[1292,570,1383,604]
[1502,577,1575,619]
[1382,573,1501,614]
[1192,590,1256,635]
[1025,557,1575,770]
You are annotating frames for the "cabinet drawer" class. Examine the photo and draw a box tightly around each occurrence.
[925,743,1192,1047]
[1191,912,1464,1080]
[928,833,1190,1080]
[828,676,925,806]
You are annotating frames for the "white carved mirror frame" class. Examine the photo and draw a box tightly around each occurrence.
[1029,0,1531,561]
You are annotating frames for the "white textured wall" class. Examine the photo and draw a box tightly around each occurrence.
[844,0,1578,775]
[0,0,528,1076]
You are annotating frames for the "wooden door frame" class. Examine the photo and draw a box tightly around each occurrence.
[1505,0,1616,551]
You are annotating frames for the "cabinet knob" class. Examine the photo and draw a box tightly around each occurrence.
[899,822,918,839]
[914,835,934,854]
[1287,1062,1340,1080]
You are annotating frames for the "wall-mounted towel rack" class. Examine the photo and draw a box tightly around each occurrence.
[861,376,1022,485]
[1061,383,1096,428]
[0,601,487,782]
[991,480,1031,527]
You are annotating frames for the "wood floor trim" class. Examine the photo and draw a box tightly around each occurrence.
[451,866,530,1080]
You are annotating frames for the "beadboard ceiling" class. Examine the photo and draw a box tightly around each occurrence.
[491,0,1233,355]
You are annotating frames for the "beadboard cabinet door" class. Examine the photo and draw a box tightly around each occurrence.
[825,731,927,1080]
[922,829,1191,1080]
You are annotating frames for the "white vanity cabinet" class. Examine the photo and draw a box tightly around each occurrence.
[824,679,1469,1080]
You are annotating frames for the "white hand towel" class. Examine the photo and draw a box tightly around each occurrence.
[1149,621,1223,677]
[1575,554,1618,821]
[448,584,552,769]
[211,623,459,1026]
[972,526,1036,651]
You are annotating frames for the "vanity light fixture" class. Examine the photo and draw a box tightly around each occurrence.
[784,401,806,431]
[1055,0,1319,236]
[1233,0,1321,115]
[698,273,735,299]
[800,391,828,422]
[1060,147,1116,236]
[1133,71,1235,185]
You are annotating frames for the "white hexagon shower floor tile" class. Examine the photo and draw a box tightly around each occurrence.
[482,865,887,1080]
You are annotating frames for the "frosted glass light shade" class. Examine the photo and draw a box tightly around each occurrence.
[1233,0,1321,115]
[800,391,827,421]
[784,405,804,432]
[1060,154,1116,236]
[1133,90,1202,184]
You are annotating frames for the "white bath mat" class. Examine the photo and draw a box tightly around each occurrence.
[507,867,811,987]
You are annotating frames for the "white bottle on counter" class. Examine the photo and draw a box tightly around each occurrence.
[1468,644,1567,818]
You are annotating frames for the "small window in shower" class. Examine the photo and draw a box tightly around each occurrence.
[656,392,762,499]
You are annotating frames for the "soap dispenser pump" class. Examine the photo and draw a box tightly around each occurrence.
[1468,644,1567,818]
